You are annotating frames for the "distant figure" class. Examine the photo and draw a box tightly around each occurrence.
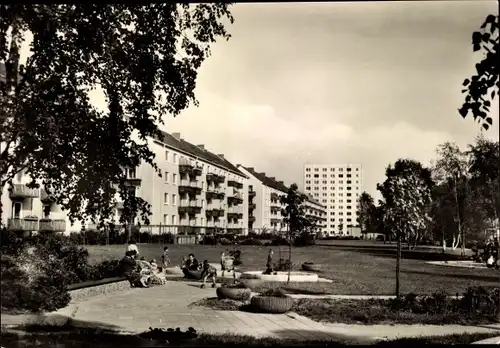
[200,260,217,288]
[182,253,199,278]
[264,249,274,275]
[161,246,171,268]
[127,239,139,259]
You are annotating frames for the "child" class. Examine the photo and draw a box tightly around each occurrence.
[199,260,217,289]
[161,246,171,268]
[150,259,158,273]
[220,252,236,280]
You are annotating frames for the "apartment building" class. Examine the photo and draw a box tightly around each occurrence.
[303,163,363,236]
[238,166,327,235]
[1,131,249,236]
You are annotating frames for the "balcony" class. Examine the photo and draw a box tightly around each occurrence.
[9,184,39,199]
[178,180,202,195]
[206,173,226,184]
[227,212,243,220]
[227,180,243,189]
[40,189,56,202]
[179,163,202,177]
[125,177,142,187]
[249,190,256,198]
[39,219,66,232]
[227,194,243,205]
[206,190,225,200]
[248,203,256,210]
[178,200,202,215]
[8,218,39,231]
[270,206,281,213]
[270,218,281,224]
[206,208,225,218]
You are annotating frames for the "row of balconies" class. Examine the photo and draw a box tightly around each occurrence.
[7,218,66,232]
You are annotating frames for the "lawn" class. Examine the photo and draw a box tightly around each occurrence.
[85,243,500,295]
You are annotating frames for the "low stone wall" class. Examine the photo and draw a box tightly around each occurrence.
[68,278,130,302]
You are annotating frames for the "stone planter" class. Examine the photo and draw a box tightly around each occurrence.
[250,295,294,313]
[302,262,321,272]
[216,286,251,301]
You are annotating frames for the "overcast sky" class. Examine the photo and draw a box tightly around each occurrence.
[16,2,498,201]
[164,1,499,201]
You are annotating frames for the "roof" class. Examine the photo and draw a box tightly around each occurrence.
[155,131,247,178]
[241,166,324,208]
[241,166,288,193]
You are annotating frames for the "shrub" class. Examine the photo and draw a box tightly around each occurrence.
[219,238,232,245]
[270,237,289,246]
[293,232,315,247]
[1,246,71,312]
[261,288,288,298]
[238,238,263,246]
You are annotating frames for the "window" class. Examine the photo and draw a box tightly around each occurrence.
[165,150,169,161]
[164,193,169,204]
[356,168,359,171]
[339,180,343,184]
[43,204,51,218]
[306,168,311,172]
[322,168,327,171]
[314,168,319,172]
[173,173,177,184]
[338,174,343,178]
[322,180,327,184]
[172,194,177,205]
[330,168,335,171]
[347,187,352,190]
[171,215,176,225]
[201,218,205,226]
[347,174,352,178]
[314,174,319,178]
[339,187,343,190]
[347,199,352,203]
[330,174,335,178]
[305,186,311,190]
[330,180,335,184]
[164,171,169,183]
[128,167,136,178]
[306,174,311,178]
[339,212,343,215]
[347,193,352,197]
[330,206,335,209]
[339,168,343,172]
[173,153,177,163]
[347,168,352,172]
[339,193,343,197]
[163,214,168,224]
[347,206,352,210]
[347,218,352,222]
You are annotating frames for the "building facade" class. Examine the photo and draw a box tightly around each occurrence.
[1,131,249,236]
[238,166,327,235]
[303,163,363,236]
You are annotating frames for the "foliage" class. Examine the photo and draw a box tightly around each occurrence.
[0,4,234,227]
[219,237,232,245]
[377,159,434,246]
[293,231,316,246]
[237,237,263,246]
[261,288,289,298]
[228,249,242,266]
[280,184,312,234]
[459,14,499,130]
[357,191,376,232]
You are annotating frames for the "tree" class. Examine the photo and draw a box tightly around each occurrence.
[432,141,470,254]
[280,183,309,283]
[377,159,434,297]
[467,136,500,229]
[357,192,375,233]
[0,4,234,228]
[459,14,499,130]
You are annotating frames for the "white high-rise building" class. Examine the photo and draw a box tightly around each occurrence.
[303,164,363,236]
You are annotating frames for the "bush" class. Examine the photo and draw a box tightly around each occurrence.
[261,288,288,298]
[238,238,263,246]
[219,238,232,245]
[228,249,242,266]
[293,232,315,247]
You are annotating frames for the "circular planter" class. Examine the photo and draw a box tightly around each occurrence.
[302,262,321,272]
[164,267,184,275]
[250,295,294,313]
[216,286,251,301]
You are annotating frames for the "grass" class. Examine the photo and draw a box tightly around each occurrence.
[190,297,500,326]
[86,243,500,296]
[1,324,498,347]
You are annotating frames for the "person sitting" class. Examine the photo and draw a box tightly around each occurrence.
[136,257,152,287]
[150,258,159,273]
[119,250,145,288]
[126,239,139,259]
[200,260,217,289]
[148,258,167,286]
[182,253,200,278]
[161,246,171,269]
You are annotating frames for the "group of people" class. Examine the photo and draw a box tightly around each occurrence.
[120,240,238,289]
[181,252,237,288]
[119,240,168,288]
[472,236,500,269]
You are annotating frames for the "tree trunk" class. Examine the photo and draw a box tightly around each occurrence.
[396,233,401,297]
[453,177,465,256]
[287,224,291,284]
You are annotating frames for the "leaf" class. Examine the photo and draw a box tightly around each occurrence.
[484,100,491,107]
[482,123,489,130]
[458,106,469,118]
[491,90,496,99]
[462,78,470,87]
[485,117,493,125]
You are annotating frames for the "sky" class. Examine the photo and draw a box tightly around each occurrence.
[14,2,498,202]
[163,1,499,201]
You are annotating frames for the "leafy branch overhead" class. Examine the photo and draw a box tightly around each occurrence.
[0,4,234,227]
[459,14,499,130]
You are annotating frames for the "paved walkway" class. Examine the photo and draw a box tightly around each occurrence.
[2,281,500,344]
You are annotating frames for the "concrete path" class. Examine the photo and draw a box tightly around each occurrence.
[1,281,499,344]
